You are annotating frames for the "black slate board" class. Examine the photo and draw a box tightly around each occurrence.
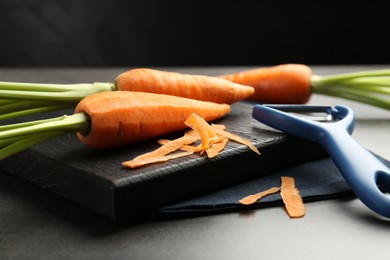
[0,102,327,219]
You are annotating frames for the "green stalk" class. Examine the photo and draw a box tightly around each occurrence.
[0,105,72,121]
[311,69,390,86]
[0,99,17,105]
[0,116,69,131]
[0,81,116,92]
[0,132,63,160]
[0,100,75,114]
[310,69,390,111]
[0,82,114,101]
[0,113,88,139]
[0,81,114,120]
[311,85,390,110]
[0,113,89,160]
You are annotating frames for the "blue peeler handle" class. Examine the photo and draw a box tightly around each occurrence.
[252,104,390,218]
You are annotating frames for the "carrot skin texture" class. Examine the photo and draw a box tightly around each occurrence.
[74,91,230,149]
[220,64,312,104]
[115,68,254,104]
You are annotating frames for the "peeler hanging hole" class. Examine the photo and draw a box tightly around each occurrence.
[376,170,390,195]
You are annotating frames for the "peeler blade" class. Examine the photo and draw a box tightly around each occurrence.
[264,105,335,122]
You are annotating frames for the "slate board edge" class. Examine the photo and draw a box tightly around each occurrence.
[0,135,327,220]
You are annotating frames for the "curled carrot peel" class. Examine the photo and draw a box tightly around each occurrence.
[0,92,230,160]
[184,112,217,150]
[122,113,260,168]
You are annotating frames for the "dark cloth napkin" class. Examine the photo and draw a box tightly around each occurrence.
[157,154,390,216]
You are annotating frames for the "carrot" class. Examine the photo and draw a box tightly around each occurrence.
[115,68,254,104]
[0,68,253,120]
[280,176,305,218]
[220,64,390,110]
[220,64,312,104]
[122,113,260,168]
[0,91,230,160]
[75,91,230,148]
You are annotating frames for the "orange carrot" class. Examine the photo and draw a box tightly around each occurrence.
[115,68,255,104]
[219,64,312,104]
[75,91,230,149]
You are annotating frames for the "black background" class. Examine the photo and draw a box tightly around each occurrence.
[0,0,389,67]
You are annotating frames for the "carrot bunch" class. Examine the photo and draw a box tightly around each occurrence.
[0,68,259,161]
[1,64,390,161]
[1,65,390,123]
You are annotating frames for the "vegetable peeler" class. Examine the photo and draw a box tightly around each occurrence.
[252,104,390,218]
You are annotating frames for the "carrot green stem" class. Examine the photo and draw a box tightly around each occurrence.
[0,81,114,120]
[0,113,89,160]
[0,132,63,160]
[310,69,390,110]
[0,100,74,114]
[0,104,72,121]
[0,99,16,105]
[0,82,114,101]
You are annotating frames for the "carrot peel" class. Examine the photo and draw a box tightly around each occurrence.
[122,113,260,168]
[122,151,194,168]
[239,187,281,205]
[184,113,216,150]
[280,176,305,218]
[214,129,260,155]
[238,176,305,218]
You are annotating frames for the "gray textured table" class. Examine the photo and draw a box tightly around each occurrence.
[1,66,390,260]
